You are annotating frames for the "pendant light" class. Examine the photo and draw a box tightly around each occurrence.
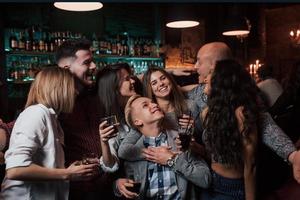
[166,5,199,29]
[54,2,103,12]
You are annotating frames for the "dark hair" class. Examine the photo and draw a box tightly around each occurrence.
[203,59,259,167]
[256,65,273,80]
[131,75,143,95]
[96,63,133,122]
[143,67,187,115]
[55,38,91,63]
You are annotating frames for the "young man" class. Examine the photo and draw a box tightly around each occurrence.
[56,39,115,199]
[119,94,211,199]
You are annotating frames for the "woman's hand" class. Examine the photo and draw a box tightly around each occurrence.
[66,161,99,181]
[142,146,177,165]
[99,121,119,143]
[178,114,194,129]
[116,178,139,199]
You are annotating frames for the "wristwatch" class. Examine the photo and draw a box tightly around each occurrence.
[167,154,178,168]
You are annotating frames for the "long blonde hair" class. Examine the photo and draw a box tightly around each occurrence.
[25,67,76,113]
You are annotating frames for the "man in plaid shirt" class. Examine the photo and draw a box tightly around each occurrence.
[119,95,211,199]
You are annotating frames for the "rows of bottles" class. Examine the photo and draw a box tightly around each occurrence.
[6,27,83,52]
[6,55,164,82]
[91,34,163,57]
[6,27,165,57]
[6,55,55,82]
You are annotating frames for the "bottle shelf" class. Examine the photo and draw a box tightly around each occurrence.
[5,50,55,56]
[5,50,163,61]
[7,78,34,84]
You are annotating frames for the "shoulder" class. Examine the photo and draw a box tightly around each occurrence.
[14,104,53,131]
[20,104,51,120]
[201,107,208,120]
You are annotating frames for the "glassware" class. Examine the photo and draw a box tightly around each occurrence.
[100,115,119,134]
[177,111,193,151]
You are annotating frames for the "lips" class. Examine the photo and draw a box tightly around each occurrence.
[159,86,168,92]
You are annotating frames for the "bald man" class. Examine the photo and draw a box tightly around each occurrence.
[189,42,300,188]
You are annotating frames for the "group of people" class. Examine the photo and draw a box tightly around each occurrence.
[0,38,300,200]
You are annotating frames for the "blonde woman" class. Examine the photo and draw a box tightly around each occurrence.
[1,67,97,200]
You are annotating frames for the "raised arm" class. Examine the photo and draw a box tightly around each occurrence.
[259,112,296,161]
[117,128,145,161]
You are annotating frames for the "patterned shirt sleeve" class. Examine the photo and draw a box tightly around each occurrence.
[259,112,296,161]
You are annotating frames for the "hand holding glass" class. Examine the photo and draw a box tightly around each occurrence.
[100,115,119,135]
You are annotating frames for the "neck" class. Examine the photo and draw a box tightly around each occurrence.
[140,121,161,137]
[157,98,174,113]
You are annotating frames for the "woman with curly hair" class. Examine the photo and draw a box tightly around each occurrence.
[201,60,259,200]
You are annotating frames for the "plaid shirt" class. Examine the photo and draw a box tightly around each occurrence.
[143,132,181,200]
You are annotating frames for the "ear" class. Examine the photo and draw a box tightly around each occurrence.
[58,58,72,69]
[134,119,143,127]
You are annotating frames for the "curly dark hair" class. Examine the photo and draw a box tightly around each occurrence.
[203,59,259,167]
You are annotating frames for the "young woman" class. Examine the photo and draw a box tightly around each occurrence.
[96,63,140,199]
[1,67,97,200]
[201,60,259,200]
[143,67,193,131]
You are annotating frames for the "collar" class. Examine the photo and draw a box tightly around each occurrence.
[144,131,167,147]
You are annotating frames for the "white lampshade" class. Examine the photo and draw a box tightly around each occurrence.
[54,2,103,12]
[166,20,199,28]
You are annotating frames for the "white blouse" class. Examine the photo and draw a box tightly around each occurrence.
[1,104,69,200]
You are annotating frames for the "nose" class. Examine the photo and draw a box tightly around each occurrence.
[150,102,159,109]
[130,77,135,84]
[158,80,164,87]
[90,61,96,70]
[194,61,199,69]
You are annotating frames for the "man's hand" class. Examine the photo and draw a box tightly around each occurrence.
[142,146,177,165]
[116,178,138,199]
[167,68,196,76]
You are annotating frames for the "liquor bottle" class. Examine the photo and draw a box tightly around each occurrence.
[18,31,25,51]
[92,33,99,54]
[38,31,45,52]
[44,32,50,52]
[112,39,117,55]
[25,29,32,51]
[9,29,18,51]
[106,38,112,54]
[116,35,122,56]
[32,26,38,51]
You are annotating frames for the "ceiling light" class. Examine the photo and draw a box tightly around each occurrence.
[166,21,199,28]
[54,2,103,12]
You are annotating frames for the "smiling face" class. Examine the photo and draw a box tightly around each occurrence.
[118,68,136,97]
[131,97,164,127]
[150,70,172,99]
[65,49,96,86]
